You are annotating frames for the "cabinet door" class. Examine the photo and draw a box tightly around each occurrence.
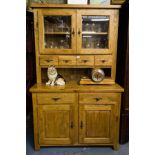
[38,9,76,54]
[79,104,115,144]
[77,10,119,54]
[38,105,74,145]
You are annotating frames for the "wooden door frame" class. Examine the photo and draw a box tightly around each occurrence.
[38,104,75,145]
[38,9,77,54]
[79,104,115,144]
[77,9,119,55]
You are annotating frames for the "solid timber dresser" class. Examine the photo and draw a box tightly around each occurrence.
[29,3,124,150]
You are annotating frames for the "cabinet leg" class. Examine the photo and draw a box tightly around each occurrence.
[113,143,119,150]
[34,143,40,151]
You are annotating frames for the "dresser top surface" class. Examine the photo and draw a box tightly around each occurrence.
[30,81,124,93]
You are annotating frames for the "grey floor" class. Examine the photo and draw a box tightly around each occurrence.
[26,127,129,155]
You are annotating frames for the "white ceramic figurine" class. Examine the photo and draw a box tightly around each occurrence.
[46,66,65,86]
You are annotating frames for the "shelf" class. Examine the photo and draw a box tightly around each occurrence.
[30,81,124,93]
[82,32,108,35]
[45,32,71,35]
[30,4,122,9]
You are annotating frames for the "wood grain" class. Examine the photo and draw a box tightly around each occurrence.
[33,10,42,83]
[59,56,76,66]
[32,93,40,150]
[38,105,74,145]
[40,55,58,66]
[79,104,114,144]
[95,55,112,66]
[37,93,76,104]
[79,93,119,104]
[77,56,94,66]
[30,82,124,93]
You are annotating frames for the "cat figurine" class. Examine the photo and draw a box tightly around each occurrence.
[46,66,65,86]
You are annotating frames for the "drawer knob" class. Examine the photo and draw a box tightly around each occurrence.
[78,29,81,36]
[63,60,70,63]
[70,121,74,129]
[95,98,102,101]
[52,97,60,101]
[101,60,107,63]
[82,60,88,63]
[46,60,53,63]
[80,121,83,129]
[72,28,75,36]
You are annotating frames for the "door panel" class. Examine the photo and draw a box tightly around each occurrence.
[77,9,119,54]
[38,105,74,145]
[79,105,115,144]
[38,9,76,54]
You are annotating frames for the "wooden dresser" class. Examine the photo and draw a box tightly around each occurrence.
[30,4,124,150]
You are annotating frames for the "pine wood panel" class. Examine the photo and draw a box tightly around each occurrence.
[95,55,112,66]
[79,104,114,144]
[38,105,74,145]
[79,93,119,104]
[40,56,58,66]
[77,56,94,66]
[32,93,40,150]
[33,9,42,83]
[30,83,124,93]
[59,56,76,66]
[79,77,115,85]
[37,93,76,104]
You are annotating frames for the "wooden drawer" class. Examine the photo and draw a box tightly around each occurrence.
[40,56,58,66]
[37,93,76,104]
[95,55,112,66]
[59,56,76,66]
[77,56,94,66]
[79,93,119,104]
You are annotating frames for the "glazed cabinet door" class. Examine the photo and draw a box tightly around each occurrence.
[77,9,119,54]
[38,105,74,145]
[79,104,115,144]
[38,9,76,54]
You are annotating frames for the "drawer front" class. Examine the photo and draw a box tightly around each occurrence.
[95,55,112,66]
[79,93,119,104]
[37,93,76,104]
[77,56,94,66]
[59,56,76,66]
[40,56,58,66]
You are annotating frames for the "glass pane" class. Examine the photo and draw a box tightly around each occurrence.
[44,16,71,49]
[82,16,109,49]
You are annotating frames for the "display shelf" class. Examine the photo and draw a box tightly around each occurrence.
[45,32,71,35]
[82,32,108,35]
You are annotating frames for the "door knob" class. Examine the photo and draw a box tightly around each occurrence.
[78,29,81,36]
[80,121,83,129]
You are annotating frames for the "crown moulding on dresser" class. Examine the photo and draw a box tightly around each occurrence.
[30,3,122,9]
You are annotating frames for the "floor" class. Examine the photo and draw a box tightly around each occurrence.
[26,126,129,155]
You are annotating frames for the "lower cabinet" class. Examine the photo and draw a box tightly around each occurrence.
[30,88,122,150]
[79,104,115,144]
[38,105,75,145]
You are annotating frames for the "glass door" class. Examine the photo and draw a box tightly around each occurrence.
[38,10,76,54]
[77,10,119,54]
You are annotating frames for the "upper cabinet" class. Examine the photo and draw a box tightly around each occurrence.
[38,9,118,55]
[38,9,76,54]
